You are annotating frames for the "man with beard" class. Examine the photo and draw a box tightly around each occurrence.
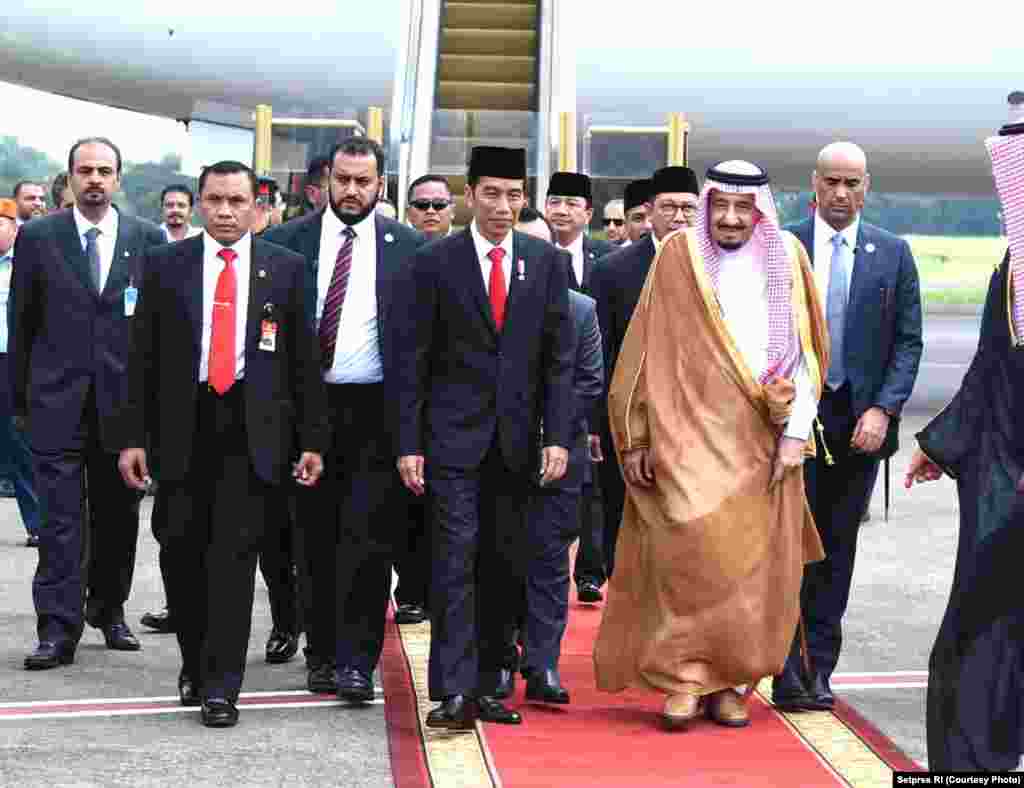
[13,181,47,225]
[773,142,922,713]
[587,166,699,589]
[159,184,201,243]
[602,199,628,246]
[545,172,614,291]
[904,93,1024,771]
[594,160,828,730]
[11,137,165,669]
[395,145,573,729]
[263,137,422,699]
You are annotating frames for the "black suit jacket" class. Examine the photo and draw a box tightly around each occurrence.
[9,207,166,453]
[786,218,923,430]
[394,229,574,474]
[556,290,603,491]
[262,209,423,395]
[566,236,615,292]
[118,235,329,485]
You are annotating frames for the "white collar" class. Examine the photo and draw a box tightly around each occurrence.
[470,220,514,261]
[324,205,376,239]
[73,204,118,240]
[815,210,860,250]
[558,232,584,257]
[203,230,252,257]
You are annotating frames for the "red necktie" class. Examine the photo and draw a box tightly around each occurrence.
[488,247,507,331]
[319,227,356,369]
[209,247,238,395]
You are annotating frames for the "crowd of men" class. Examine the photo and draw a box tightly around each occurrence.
[0,94,1021,770]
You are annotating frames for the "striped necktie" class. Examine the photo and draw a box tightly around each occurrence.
[319,226,356,369]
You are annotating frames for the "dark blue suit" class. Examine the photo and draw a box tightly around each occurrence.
[586,234,657,581]
[10,208,165,647]
[394,228,573,700]
[784,216,923,683]
[264,210,423,675]
[524,289,603,671]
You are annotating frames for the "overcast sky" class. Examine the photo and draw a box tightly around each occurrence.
[1,1,1021,178]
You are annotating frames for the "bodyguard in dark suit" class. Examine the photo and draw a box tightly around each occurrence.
[544,171,614,292]
[773,142,923,712]
[264,138,422,702]
[522,288,603,704]
[588,166,699,587]
[118,160,327,727]
[395,146,573,729]
[11,137,166,668]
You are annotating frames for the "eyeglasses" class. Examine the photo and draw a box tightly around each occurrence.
[409,199,451,212]
[656,202,699,218]
[602,218,625,227]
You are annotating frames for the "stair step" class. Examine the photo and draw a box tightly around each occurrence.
[437,80,535,112]
[431,135,534,172]
[432,108,535,139]
[439,53,535,83]
[444,2,537,31]
[441,27,536,57]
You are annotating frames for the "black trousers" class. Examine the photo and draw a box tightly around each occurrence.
[259,492,300,635]
[597,425,626,579]
[573,478,605,587]
[427,440,528,700]
[32,390,141,644]
[524,483,581,671]
[160,384,271,702]
[796,383,880,680]
[393,494,430,610]
[302,383,400,675]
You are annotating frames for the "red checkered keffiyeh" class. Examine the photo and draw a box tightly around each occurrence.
[986,134,1024,337]
[694,162,800,383]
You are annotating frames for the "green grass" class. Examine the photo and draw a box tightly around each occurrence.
[906,235,1005,307]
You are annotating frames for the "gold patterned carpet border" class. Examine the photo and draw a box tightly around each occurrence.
[396,620,498,788]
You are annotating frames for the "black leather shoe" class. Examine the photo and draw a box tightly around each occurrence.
[577,581,604,604]
[265,631,299,664]
[426,695,477,730]
[140,608,175,633]
[336,667,375,703]
[24,641,75,670]
[492,668,515,700]
[103,622,141,651]
[307,662,337,694]
[478,695,522,725]
[178,674,201,707]
[525,668,570,704]
[394,604,429,625]
[201,698,239,728]
[809,672,835,710]
[25,535,40,548]
[772,666,816,712]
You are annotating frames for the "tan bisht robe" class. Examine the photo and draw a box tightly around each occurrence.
[593,228,828,697]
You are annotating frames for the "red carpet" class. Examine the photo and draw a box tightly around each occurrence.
[481,592,846,787]
[379,612,431,788]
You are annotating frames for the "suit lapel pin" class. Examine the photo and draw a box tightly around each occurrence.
[258,269,267,278]
[384,233,394,243]
[588,251,595,260]
[516,259,526,281]
[865,243,876,254]
[123,250,130,257]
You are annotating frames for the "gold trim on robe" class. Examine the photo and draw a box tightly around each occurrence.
[594,228,827,699]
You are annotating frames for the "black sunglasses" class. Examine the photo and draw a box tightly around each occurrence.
[602,218,625,227]
[410,199,451,212]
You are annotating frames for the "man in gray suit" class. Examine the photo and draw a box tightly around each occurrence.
[514,212,604,704]
[773,142,923,712]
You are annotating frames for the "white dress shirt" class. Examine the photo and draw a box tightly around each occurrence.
[199,231,251,383]
[0,253,11,353]
[471,220,513,295]
[73,205,119,292]
[557,232,584,288]
[715,244,817,441]
[316,208,381,384]
[160,223,202,242]
[812,211,860,309]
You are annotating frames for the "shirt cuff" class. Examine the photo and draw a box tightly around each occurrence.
[784,358,818,441]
